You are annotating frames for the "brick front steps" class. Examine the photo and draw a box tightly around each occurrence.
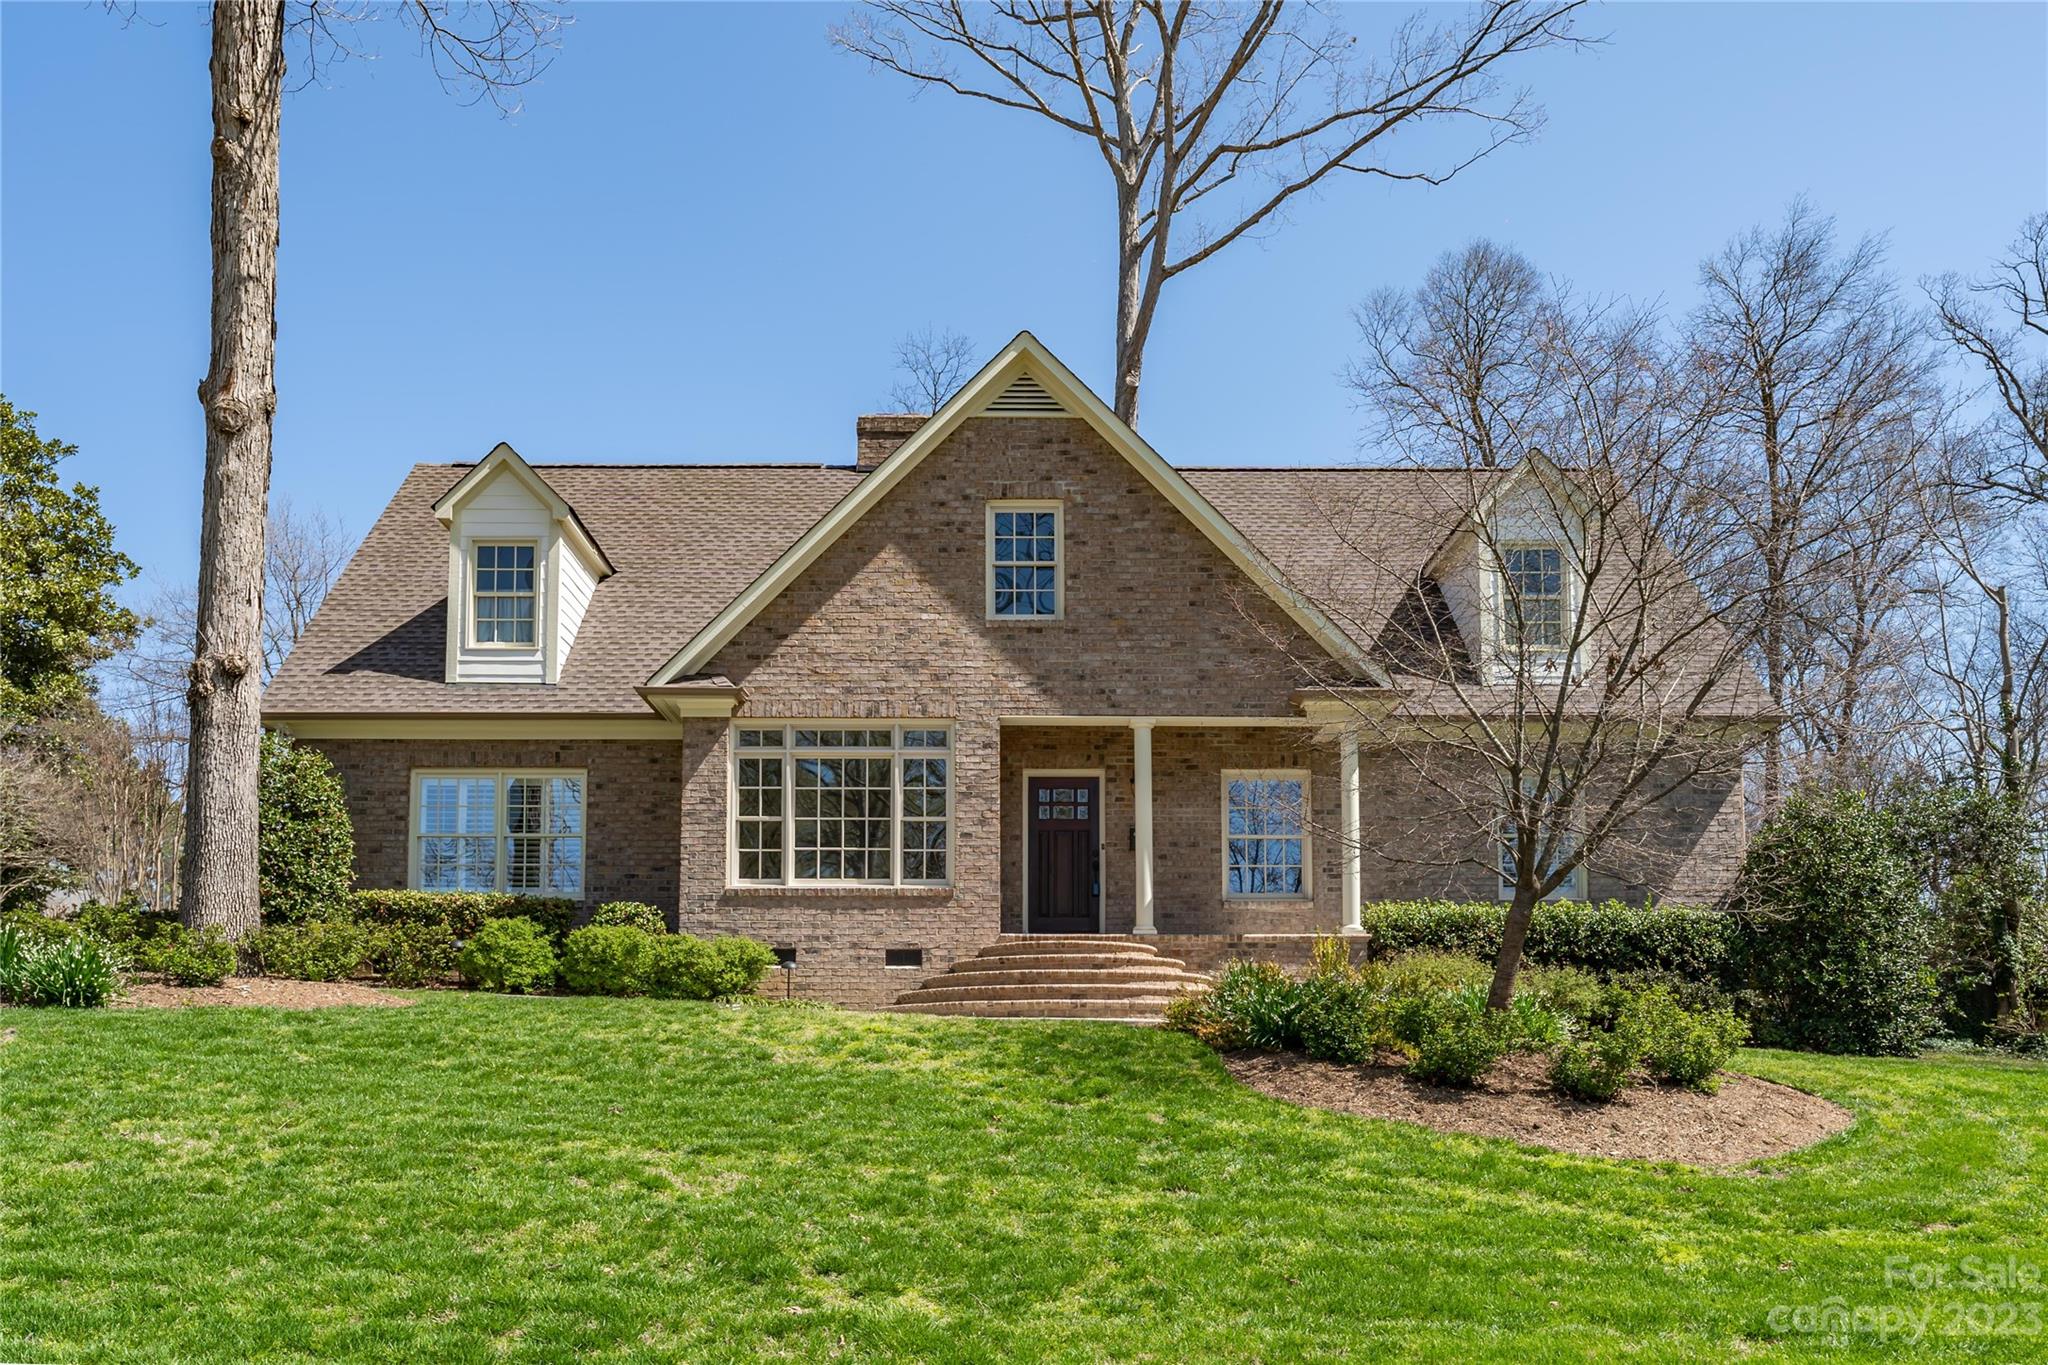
[882,935,1211,1023]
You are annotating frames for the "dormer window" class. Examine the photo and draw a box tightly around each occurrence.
[472,543,537,646]
[987,501,1062,619]
[1500,544,1566,654]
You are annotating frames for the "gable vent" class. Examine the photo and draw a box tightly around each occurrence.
[980,371,1071,417]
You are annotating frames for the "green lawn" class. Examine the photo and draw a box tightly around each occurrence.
[2,996,2043,1362]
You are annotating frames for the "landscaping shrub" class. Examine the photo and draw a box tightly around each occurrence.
[1549,1027,1643,1102]
[458,917,558,993]
[0,922,31,1001]
[1391,988,1516,1086]
[248,918,377,982]
[1372,950,1492,1001]
[642,934,777,1001]
[349,890,577,943]
[258,732,355,923]
[590,901,667,935]
[1193,960,1303,1051]
[1618,987,1747,1092]
[1735,788,1940,1055]
[1360,899,1736,982]
[559,924,655,996]
[8,933,125,1007]
[370,921,459,988]
[135,925,237,987]
[1295,973,1381,1064]
[0,909,75,942]
[1516,965,1605,1024]
[71,899,179,946]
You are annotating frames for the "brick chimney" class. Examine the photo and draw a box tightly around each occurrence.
[855,414,927,471]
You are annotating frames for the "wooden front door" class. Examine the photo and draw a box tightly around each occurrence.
[1027,776,1101,933]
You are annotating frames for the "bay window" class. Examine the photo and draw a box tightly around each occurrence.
[732,725,951,886]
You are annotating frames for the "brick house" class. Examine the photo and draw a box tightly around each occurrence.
[263,332,1753,1007]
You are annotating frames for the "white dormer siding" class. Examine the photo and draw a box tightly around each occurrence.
[1434,466,1589,683]
[436,444,613,687]
[553,537,597,672]
[449,467,551,684]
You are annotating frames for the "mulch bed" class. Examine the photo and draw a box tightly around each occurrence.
[1225,1049,1853,1167]
[113,975,413,1011]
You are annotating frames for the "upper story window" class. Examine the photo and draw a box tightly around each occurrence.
[472,542,537,646]
[1222,771,1311,900]
[1500,544,1566,654]
[987,502,1062,619]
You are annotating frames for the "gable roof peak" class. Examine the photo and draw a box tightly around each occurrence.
[432,441,616,578]
[647,330,1385,685]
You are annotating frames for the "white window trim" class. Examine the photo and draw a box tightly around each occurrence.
[726,722,953,890]
[407,767,588,898]
[1220,769,1314,902]
[1490,539,1577,676]
[464,538,543,652]
[985,500,1065,622]
[1497,786,1587,902]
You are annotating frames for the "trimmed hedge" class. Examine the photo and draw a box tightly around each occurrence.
[348,890,577,944]
[1360,899,1736,981]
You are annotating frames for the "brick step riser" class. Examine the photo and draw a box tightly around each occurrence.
[963,957,1192,977]
[926,968,1210,989]
[978,941,1162,959]
[894,982,1206,1005]
[879,999,1181,1018]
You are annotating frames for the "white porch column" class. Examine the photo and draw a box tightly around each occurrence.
[1340,725,1364,935]
[1132,719,1156,935]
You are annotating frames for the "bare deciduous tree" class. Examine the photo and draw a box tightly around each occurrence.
[261,496,349,680]
[1317,245,1769,1009]
[176,0,564,939]
[1930,212,2048,503]
[835,1,1585,424]
[1686,200,1944,809]
[889,326,978,413]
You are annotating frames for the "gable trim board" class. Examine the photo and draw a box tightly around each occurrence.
[648,331,1385,687]
[433,442,617,579]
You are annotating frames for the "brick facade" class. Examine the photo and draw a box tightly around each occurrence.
[306,416,1749,1006]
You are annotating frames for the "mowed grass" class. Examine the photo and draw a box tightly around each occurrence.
[2,997,2044,1363]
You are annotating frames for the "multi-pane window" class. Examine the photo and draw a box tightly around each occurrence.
[473,542,537,645]
[414,770,584,895]
[1501,545,1566,652]
[1498,782,1585,901]
[1223,772,1311,899]
[731,725,950,885]
[988,504,1060,618]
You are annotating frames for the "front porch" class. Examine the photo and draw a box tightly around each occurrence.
[995,717,1366,939]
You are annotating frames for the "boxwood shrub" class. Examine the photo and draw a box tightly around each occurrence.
[458,917,559,993]
[370,921,459,988]
[348,890,577,944]
[559,925,655,996]
[1360,899,1736,982]
[642,934,778,1001]
[248,918,377,982]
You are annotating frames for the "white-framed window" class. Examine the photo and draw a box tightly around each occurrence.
[1222,770,1312,900]
[411,769,585,895]
[986,501,1062,619]
[471,542,538,646]
[730,724,951,887]
[1499,543,1567,655]
[1498,780,1585,901]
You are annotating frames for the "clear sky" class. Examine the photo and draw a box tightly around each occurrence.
[3,1,2044,609]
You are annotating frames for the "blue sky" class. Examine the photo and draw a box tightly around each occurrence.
[3,1,2044,607]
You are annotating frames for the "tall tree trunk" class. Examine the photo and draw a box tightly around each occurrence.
[1488,880,1539,1011]
[1113,190,1149,428]
[1991,585,2027,1027]
[180,0,284,940]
